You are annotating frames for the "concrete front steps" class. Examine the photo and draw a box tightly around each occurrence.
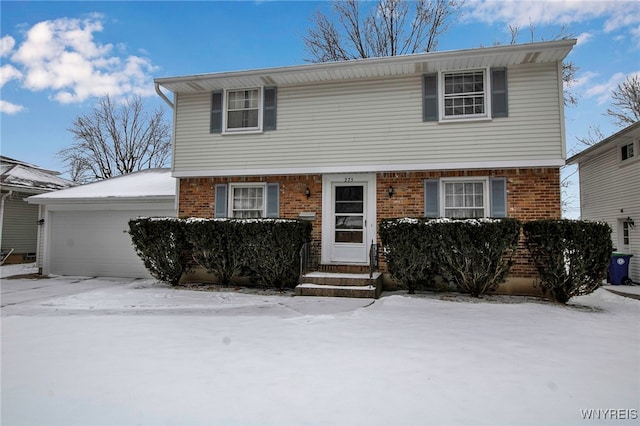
[295,271,383,299]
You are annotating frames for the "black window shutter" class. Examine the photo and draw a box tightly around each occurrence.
[490,177,507,217]
[424,179,440,217]
[210,91,223,133]
[423,74,438,122]
[491,68,508,118]
[266,183,279,217]
[214,184,228,218]
[263,87,277,131]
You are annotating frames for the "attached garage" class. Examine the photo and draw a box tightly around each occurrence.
[28,169,176,278]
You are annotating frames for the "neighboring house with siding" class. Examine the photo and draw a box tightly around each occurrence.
[1,156,75,264]
[567,122,640,284]
[155,39,575,296]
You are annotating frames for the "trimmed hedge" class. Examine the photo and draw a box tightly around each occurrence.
[523,219,612,304]
[186,219,245,286]
[128,217,192,285]
[436,218,521,297]
[380,218,521,296]
[130,217,311,289]
[378,218,440,293]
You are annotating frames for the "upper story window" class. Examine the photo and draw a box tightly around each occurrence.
[210,87,277,134]
[423,68,507,123]
[443,71,486,118]
[621,142,635,161]
[227,89,261,131]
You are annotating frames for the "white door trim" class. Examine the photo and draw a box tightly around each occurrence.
[321,173,376,265]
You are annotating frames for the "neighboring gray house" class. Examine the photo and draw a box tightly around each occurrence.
[567,122,640,283]
[1,156,75,264]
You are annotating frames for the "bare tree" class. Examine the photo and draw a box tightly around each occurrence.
[606,75,640,127]
[304,0,463,62]
[59,95,171,182]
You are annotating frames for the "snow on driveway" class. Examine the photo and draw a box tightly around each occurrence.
[1,264,639,425]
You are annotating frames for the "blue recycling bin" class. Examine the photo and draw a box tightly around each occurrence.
[608,253,633,285]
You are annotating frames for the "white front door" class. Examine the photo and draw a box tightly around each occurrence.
[322,173,376,264]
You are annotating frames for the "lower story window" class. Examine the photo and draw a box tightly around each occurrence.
[444,181,486,218]
[622,220,631,246]
[231,185,264,218]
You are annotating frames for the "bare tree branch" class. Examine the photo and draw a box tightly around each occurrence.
[59,94,171,183]
[606,75,640,127]
[304,0,464,63]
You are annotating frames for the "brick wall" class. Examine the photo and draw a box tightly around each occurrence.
[178,167,561,279]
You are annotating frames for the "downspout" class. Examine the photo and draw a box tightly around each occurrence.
[0,190,13,248]
[155,82,174,109]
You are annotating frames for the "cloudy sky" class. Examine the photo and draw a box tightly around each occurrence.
[1,0,639,217]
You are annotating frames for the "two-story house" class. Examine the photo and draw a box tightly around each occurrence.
[155,39,576,296]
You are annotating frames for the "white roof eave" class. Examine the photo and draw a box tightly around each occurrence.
[27,195,176,205]
[155,39,576,93]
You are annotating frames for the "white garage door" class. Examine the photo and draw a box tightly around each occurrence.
[49,209,175,278]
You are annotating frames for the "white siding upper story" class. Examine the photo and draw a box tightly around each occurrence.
[568,122,640,283]
[156,40,574,177]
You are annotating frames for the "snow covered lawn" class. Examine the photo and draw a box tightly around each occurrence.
[2,264,639,425]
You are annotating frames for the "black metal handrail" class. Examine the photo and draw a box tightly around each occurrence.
[369,240,379,280]
[299,242,310,283]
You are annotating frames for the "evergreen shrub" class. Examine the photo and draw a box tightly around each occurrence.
[434,218,521,297]
[380,218,521,296]
[184,218,311,288]
[379,218,440,293]
[185,219,245,286]
[523,219,612,304]
[128,217,192,285]
[239,219,312,289]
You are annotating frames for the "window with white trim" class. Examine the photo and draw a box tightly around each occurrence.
[443,70,486,119]
[621,142,635,161]
[229,184,265,218]
[443,180,487,218]
[226,88,261,132]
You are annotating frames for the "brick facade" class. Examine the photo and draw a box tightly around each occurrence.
[178,167,561,281]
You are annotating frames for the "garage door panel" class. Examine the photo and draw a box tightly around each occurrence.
[49,210,174,278]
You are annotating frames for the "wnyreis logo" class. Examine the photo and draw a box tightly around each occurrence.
[581,409,638,421]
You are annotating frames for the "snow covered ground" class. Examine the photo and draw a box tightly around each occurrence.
[2,263,639,425]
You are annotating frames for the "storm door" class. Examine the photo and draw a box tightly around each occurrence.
[331,183,367,263]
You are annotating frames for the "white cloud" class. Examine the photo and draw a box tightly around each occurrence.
[575,31,593,46]
[0,100,25,114]
[0,64,22,88]
[582,71,640,105]
[465,0,640,40]
[7,16,157,104]
[0,35,15,57]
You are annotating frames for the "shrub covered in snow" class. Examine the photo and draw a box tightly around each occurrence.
[435,218,521,297]
[379,218,521,296]
[186,219,245,286]
[128,217,192,285]
[185,218,311,289]
[523,219,612,304]
[379,218,439,293]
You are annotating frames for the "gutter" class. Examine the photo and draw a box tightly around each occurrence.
[155,82,174,109]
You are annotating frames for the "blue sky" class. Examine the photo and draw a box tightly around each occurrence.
[1,0,639,217]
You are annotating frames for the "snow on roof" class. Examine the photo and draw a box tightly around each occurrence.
[1,156,75,194]
[28,168,175,204]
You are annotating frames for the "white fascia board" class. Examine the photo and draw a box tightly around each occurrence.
[27,195,176,206]
[172,159,565,178]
